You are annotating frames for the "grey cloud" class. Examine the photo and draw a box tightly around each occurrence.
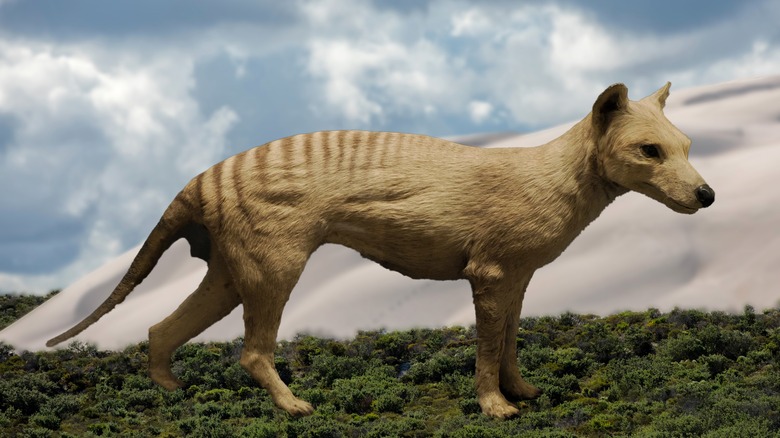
[563,0,744,33]
[0,0,298,39]
[0,208,86,274]
[191,49,328,153]
[468,0,746,34]
[0,112,16,155]
[372,0,745,31]
[685,82,780,106]
[370,0,433,14]
[0,41,239,291]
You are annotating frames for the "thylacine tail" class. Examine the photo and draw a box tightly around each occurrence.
[46,193,197,347]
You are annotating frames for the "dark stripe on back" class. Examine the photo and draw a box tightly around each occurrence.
[336,130,347,171]
[348,131,359,174]
[262,190,305,207]
[176,192,197,211]
[255,145,269,184]
[211,163,224,230]
[319,131,330,170]
[280,136,293,171]
[195,173,205,209]
[303,133,313,172]
[366,131,379,168]
[379,131,391,168]
[232,151,255,223]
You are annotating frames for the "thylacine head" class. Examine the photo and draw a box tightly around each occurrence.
[592,82,715,214]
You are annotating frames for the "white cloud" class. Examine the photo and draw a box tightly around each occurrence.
[451,8,491,37]
[301,0,472,127]
[693,38,780,84]
[301,1,780,129]
[224,45,249,79]
[468,100,493,124]
[306,39,386,125]
[548,8,622,72]
[0,39,237,292]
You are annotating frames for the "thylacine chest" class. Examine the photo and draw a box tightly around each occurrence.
[472,179,613,270]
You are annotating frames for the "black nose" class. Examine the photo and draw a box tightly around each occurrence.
[695,184,715,208]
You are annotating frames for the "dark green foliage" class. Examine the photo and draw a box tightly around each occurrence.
[3,293,780,436]
[331,365,414,414]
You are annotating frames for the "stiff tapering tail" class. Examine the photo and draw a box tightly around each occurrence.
[46,197,194,347]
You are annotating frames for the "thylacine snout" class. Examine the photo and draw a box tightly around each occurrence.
[596,81,715,214]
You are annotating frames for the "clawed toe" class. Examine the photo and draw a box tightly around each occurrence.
[277,395,314,417]
[480,393,520,419]
[150,370,184,391]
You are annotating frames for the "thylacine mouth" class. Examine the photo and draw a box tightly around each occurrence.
[640,182,699,213]
[669,199,698,213]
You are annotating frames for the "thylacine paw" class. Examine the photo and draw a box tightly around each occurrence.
[479,392,520,419]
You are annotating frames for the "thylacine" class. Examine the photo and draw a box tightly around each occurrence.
[48,82,714,418]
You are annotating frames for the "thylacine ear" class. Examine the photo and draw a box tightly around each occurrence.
[644,81,672,109]
[592,83,628,134]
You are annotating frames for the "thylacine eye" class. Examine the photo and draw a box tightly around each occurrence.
[640,144,660,158]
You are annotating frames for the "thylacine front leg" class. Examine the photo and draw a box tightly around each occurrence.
[466,258,524,418]
[498,275,542,401]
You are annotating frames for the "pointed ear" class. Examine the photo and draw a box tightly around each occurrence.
[645,81,671,108]
[592,83,628,134]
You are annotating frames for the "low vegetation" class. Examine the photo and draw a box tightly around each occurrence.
[2,293,780,436]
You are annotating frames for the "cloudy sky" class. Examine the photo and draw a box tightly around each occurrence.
[1,0,779,294]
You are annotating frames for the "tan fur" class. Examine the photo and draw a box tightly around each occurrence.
[47,83,713,418]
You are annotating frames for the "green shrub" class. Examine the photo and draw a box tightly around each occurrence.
[640,413,706,436]
[365,416,426,437]
[702,418,776,438]
[123,388,162,410]
[445,424,509,438]
[294,335,330,367]
[88,421,120,436]
[700,354,733,377]
[405,346,475,384]
[29,411,60,430]
[442,372,476,398]
[194,388,234,403]
[659,331,706,361]
[458,397,481,415]
[575,323,626,363]
[550,347,594,377]
[283,411,350,437]
[375,330,416,366]
[178,415,235,438]
[310,354,371,386]
[3,293,780,437]
[240,419,282,438]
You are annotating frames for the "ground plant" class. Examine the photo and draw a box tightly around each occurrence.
[2,293,780,436]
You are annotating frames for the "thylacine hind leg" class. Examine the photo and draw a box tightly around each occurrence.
[148,250,240,390]
[228,243,316,417]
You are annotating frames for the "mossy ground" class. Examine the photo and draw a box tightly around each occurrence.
[2,294,780,437]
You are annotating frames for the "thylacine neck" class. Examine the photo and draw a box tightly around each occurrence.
[469,114,628,257]
[533,115,627,228]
